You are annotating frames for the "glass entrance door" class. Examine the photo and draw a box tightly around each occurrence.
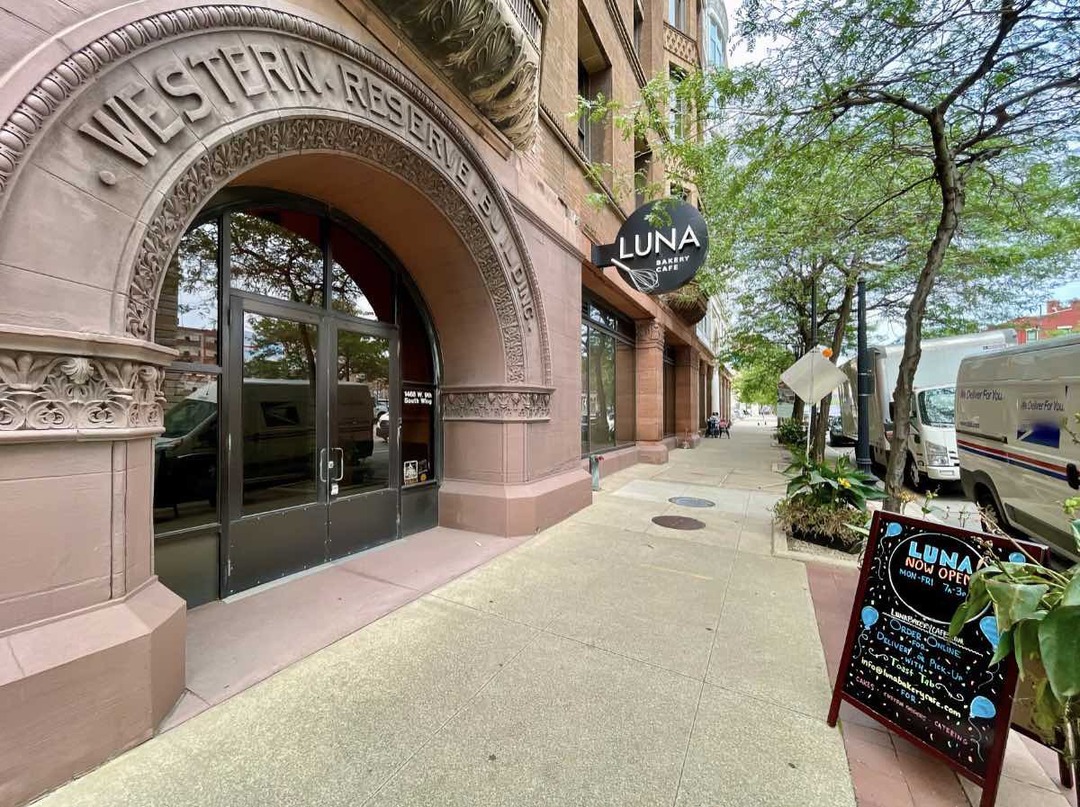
[226,298,327,593]
[328,323,397,558]
[225,298,400,594]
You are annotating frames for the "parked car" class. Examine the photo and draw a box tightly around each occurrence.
[376,411,390,441]
[955,333,1080,561]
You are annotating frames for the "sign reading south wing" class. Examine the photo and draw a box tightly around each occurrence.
[592,200,708,294]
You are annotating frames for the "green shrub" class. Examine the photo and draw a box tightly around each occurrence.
[775,454,883,551]
[774,419,807,447]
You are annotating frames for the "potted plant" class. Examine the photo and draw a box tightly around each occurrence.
[950,411,1080,766]
[774,453,884,552]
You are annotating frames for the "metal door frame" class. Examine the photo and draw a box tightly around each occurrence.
[224,293,329,594]
[327,314,401,558]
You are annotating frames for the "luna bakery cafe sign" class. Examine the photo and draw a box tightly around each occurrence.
[591,200,708,294]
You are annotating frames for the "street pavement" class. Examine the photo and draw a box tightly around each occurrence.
[32,422,855,807]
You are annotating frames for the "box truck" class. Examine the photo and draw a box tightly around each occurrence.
[955,333,1080,560]
[837,330,1017,489]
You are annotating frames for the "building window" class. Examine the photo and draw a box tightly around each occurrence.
[581,295,636,455]
[663,346,677,437]
[577,13,611,163]
[1026,328,1039,342]
[707,15,726,67]
[633,2,644,52]
[669,65,689,141]
[634,145,651,208]
[577,61,591,155]
[668,0,686,30]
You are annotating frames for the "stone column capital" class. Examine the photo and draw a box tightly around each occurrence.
[635,320,664,349]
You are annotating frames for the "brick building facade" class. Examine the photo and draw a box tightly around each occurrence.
[0,1,731,801]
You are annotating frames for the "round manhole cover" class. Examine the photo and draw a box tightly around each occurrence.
[668,496,715,508]
[652,515,706,530]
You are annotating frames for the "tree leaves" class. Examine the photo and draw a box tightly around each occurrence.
[985,580,1050,631]
[1038,606,1080,701]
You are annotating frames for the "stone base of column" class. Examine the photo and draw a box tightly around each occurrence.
[636,440,673,464]
[0,580,185,807]
[439,467,593,536]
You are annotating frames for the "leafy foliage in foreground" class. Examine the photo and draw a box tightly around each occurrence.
[951,413,1080,758]
[775,454,884,551]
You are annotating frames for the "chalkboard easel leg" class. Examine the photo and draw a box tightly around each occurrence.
[1057,753,1073,789]
[827,691,842,728]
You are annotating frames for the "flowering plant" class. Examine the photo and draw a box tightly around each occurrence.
[775,453,883,551]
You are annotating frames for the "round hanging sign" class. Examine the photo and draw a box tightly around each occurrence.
[591,200,709,295]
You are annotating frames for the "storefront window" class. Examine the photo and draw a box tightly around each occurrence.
[581,296,636,455]
[155,369,219,530]
[154,222,221,536]
[155,220,219,364]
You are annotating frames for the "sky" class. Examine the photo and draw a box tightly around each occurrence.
[720,0,1080,344]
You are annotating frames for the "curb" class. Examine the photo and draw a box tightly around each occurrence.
[770,518,861,569]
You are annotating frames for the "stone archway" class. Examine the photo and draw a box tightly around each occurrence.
[0,2,550,391]
[0,6,581,805]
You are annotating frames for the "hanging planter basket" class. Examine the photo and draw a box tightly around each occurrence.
[661,280,708,325]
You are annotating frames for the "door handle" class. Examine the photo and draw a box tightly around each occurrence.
[319,447,328,483]
[334,447,345,482]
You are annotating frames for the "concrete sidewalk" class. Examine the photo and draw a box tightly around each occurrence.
[33,422,854,807]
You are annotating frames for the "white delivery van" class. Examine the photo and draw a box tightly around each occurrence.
[837,330,1017,488]
[956,333,1080,561]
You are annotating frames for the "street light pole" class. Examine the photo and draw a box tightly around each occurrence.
[856,278,872,474]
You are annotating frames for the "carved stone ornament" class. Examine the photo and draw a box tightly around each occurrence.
[370,0,540,146]
[636,320,664,348]
[0,3,551,385]
[442,388,551,421]
[0,351,164,432]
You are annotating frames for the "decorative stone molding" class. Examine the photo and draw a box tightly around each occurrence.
[442,386,552,421]
[636,320,664,348]
[0,3,552,386]
[664,23,699,67]
[0,350,164,433]
[126,116,529,383]
[370,0,540,146]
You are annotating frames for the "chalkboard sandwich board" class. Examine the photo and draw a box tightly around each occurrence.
[827,511,1045,807]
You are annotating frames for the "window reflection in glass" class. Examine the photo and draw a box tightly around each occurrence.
[241,313,319,515]
[330,224,393,322]
[155,369,219,531]
[588,329,616,451]
[615,339,636,443]
[581,309,636,455]
[581,322,590,454]
[229,210,324,307]
[336,332,390,494]
[155,221,219,364]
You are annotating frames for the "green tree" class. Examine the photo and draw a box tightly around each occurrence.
[733,0,1080,508]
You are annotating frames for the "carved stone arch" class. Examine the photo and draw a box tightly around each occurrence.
[0,1,551,387]
[123,113,531,382]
